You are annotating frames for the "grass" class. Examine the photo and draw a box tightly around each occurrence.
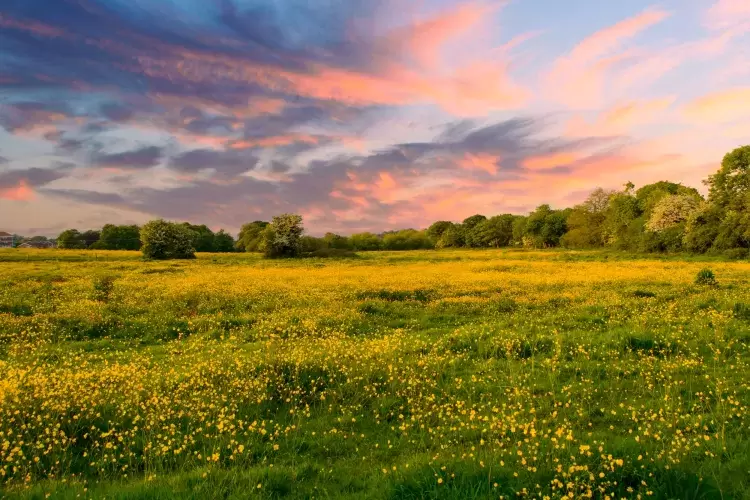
[0,248,749,499]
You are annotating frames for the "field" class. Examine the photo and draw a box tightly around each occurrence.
[1,249,749,499]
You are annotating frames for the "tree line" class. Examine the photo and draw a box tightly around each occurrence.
[42,145,749,259]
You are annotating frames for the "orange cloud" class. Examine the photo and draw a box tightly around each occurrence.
[229,134,321,150]
[0,180,34,201]
[523,152,580,170]
[132,2,529,117]
[683,87,750,123]
[458,153,499,175]
[396,2,496,70]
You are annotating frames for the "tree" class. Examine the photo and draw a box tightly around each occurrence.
[56,229,85,249]
[382,229,434,250]
[525,205,567,248]
[323,232,352,250]
[707,145,750,210]
[426,221,453,240]
[646,194,701,233]
[80,230,101,248]
[350,232,382,251]
[262,214,304,258]
[236,221,269,252]
[562,188,615,248]
[98,224,141,250]
[212,230,235,252]
[462,214,487,230]
[512,217,527,246]
[436,224,465,248]
[140,220,196,260]
[470,215,515,247]
[683,203,723,253]
[182,223,215,252]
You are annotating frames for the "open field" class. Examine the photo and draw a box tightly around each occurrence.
[1,249,749,499]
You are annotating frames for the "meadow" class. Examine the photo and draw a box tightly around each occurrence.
[0,248,749,499]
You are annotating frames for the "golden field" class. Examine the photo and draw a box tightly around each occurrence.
[0,249,749,499]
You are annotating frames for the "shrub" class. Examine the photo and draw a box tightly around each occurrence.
[695,268,717,286]
[262,214,304,258]
[723,248,749,260]
[140,220,196,260]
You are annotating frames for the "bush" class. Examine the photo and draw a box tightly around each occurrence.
[695,268,717,286]
[263,214,304,258]
[140,220,196,260]
[723,248,749,260]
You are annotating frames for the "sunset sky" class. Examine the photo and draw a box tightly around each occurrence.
[1,0,748,236]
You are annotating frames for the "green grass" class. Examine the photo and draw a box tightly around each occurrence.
[0,249,749,499]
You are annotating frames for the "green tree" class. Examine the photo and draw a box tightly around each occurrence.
[262,214,304,258]
[80,230,101,248]
[140,220,196,260]
[426,221,453,240]
[436,224,466,248]
[525,205,567,248]
[236,221,269,252]
[56,229,85,249]
[462,214,487,230]
[323,232,352,250]
[562,188,614,248]
[707,145,750,210]
[182,223,215,252]
[97,224,141,250]
[470,215,515,247]
[212,230,235,252]
[350,232,382,251]
[382,229,433,250]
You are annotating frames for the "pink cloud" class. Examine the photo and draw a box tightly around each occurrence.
[683,87,750,123]
[0,180,34,201]
[706,0,750,30]
[458,153,499,175]
[545,9,670,109]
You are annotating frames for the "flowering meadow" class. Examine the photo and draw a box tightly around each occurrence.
[0,249,749,499]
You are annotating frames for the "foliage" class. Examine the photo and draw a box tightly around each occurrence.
[525,204,567,248]
[235,221,269,252]
[645,194,701,233]
[140,219,196,260]
[426,221,453,240]
[436,224,465,248]
[212,230,235,252]
[694,268,717,286]
[262,214,304,258]
[349,232,382,251]
[382,229,433,250]
[97,224,141,250]
[323,232,352,250]
[56,229,86,249]
[182,223,216,252]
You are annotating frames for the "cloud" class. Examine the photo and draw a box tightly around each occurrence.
[683,87,750,124]
[93,146,165,169]
[545,9,670,109]
[0,166,69,200]
[169,148,259,178]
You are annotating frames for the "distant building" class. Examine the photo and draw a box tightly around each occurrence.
[18,240,55,249]
[0,232,15,248]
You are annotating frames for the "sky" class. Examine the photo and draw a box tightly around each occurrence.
[0,0,749,236]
